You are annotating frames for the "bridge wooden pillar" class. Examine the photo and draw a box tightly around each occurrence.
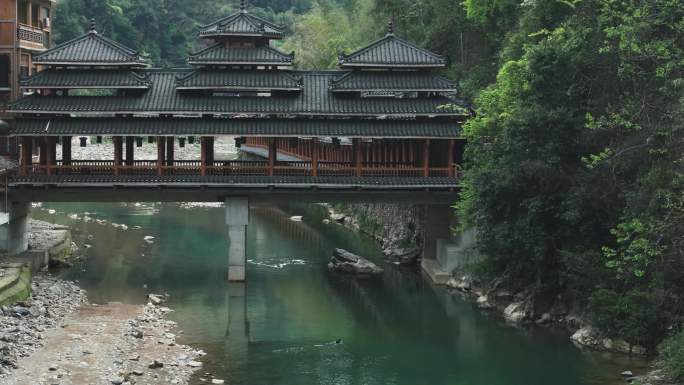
[166,137,174,167]
[206,137,214,165]
[125,136,135,166]
[61,136,72,166]
[422,139,430,177]
[200,137,207,176]
[156,137,165,176]
[353,138,362,177]
[267,138,276,176]
[20,137,32,176]
[44,137,55,175]
[311,138,319,177]
[113,136,123,176]
[447,139,455,177]
[38,137,47,167]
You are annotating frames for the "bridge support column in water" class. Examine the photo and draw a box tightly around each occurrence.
[421,204,456,284]
[225,282,249,375]
[0,201,30,256]
[225,197,249,281]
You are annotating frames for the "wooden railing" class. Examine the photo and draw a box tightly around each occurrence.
[21,160,458,178]
[18,24,45,45]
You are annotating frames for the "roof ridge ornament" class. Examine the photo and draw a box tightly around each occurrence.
[240,0,246,13]
[387,20,394,36]
[89,18,97,34]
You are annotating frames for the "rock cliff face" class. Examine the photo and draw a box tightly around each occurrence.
[327,203,424,256]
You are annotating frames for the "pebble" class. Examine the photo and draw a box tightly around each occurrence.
[148,360,164,369]
[110,375,124,384]
[0,276,86,376]
[212,380,225,384]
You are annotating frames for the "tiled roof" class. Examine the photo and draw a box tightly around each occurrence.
[11,118,461,138]
[176,70,302,91]
[21,69,151,89]
[330,71,455,92]
[33,29,148,66]
[9,70,465,117]
[339,33,445,68]
[10,174,460,188]
[199,8,285,39]
[188,44,294,65]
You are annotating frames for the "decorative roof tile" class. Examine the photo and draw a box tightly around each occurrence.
[199,2,285,39]
[175,70,302,91]
[12,117,461,138]
[330,71,455,92]
[21,69,151,89]
[34,22,148,66]
[8,70,465,117]
[9,174,460,188]
[338,29,445,68]
[188,44,294,66]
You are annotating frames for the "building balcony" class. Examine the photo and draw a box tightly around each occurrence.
[18,24,47,50]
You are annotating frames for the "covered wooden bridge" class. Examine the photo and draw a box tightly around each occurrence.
[5,5,467,192]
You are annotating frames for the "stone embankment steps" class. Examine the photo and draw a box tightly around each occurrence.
[0,263,31,307]
[0,219,74,306]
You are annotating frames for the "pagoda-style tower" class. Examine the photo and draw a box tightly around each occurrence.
[178,0,300,97]
[16,20,149,174]
[334,21,454,96]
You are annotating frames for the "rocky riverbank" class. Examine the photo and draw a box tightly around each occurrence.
[446,274,650,356]
[0,274,86,376]
[1,285,205,385]
[323,203,423,263]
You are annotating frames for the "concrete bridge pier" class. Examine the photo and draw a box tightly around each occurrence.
[225,282,249,376]
[420,204,457,285]
[0,201,30,256]
[225,197,249,282]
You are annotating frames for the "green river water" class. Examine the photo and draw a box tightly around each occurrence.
[31,202,645,385]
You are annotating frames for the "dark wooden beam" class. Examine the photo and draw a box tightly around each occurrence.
[125,136,135,166]
[200,137,207,177]
[20,137,32,176]
[166,137,175,167]
[268,138,276,176]
[113,136,123,176]
[353,138,362,177]
[447,139,455,177]
[61,136,72,166]
[157,137,165,176]
[423,139,430,177]
[312,138,319,177]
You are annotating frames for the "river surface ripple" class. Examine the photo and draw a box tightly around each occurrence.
[31,202,645,385]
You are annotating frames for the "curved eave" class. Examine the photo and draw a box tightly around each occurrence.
[20,85,150,90]
[176,86,301,91]
[339,63,445,69]
[32,61,149,67]
[187,60,292,66]
[330,88,457,93]
[198,31,284,39]
[6,110,466,118]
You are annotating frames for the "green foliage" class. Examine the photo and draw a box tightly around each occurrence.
[659,329,684,382]
[588,288,667,346]
[458,0,684,346]
[282,0,380,69]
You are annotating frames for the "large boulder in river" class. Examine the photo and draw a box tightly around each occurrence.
[328,248,383,276]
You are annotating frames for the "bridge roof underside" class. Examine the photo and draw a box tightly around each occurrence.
[8,71,463,117]
[11,118,461,138]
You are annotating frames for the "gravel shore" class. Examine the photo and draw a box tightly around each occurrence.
[1,286,204,385]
